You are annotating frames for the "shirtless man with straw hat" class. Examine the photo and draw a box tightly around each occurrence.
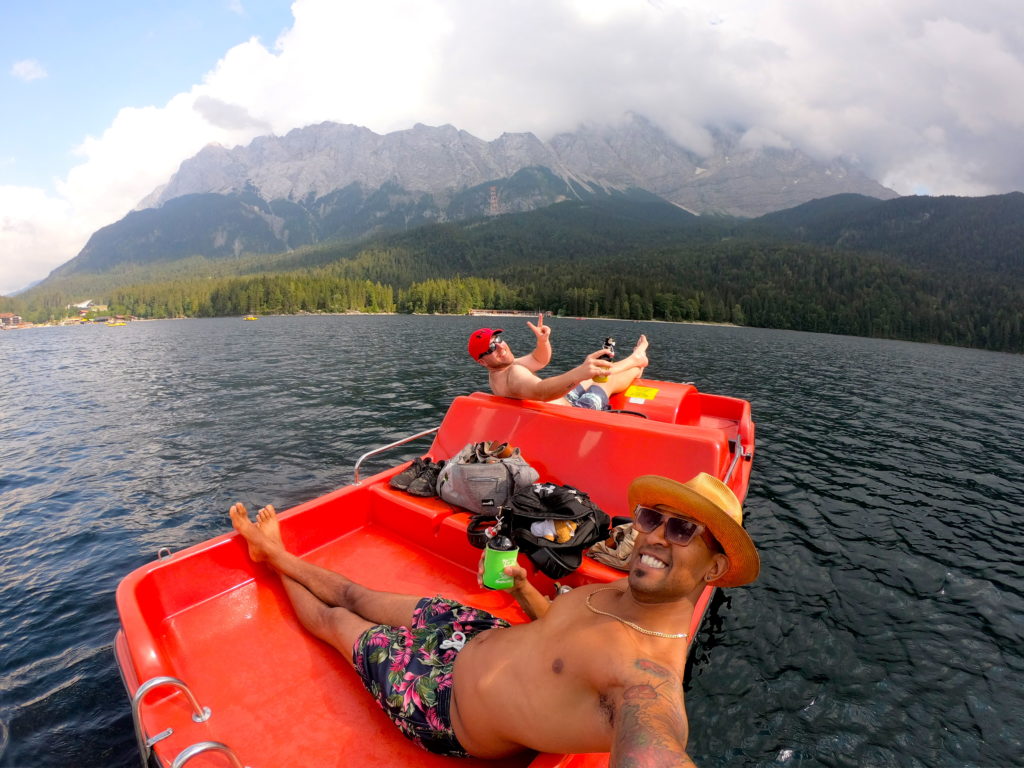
[229,472,759,766]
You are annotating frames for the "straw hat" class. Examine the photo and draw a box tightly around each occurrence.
[628,473,760,587]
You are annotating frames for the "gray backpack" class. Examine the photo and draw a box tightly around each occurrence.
[436,442,540,515]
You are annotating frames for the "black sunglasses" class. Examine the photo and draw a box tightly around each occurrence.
[633,505,705,546]
[477,334,504,359]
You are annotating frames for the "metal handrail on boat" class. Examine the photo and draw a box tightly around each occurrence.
[352,427,439,484]
[171,741,248,768]
[131,676,211,768]
[723,436,753,484]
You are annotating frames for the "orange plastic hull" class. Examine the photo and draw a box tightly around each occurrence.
[115,381,754,767]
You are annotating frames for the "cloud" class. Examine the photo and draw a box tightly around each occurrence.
[193,96,272,131]
[4,0,1024,295]
[10,59,47,82]
[0,185,80,293]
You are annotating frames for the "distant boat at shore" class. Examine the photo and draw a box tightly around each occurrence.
[243,315,258,321]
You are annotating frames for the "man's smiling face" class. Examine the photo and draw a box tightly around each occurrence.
[479,337,513,368]
[627,505,728,603]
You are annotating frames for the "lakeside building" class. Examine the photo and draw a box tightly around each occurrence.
[468,309,552,317]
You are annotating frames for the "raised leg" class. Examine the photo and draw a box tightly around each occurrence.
[230,503,424,628]
[608,335,649,376]
[590,335,650,397]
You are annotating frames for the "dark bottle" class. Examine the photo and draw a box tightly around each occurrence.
[593,337,616,382]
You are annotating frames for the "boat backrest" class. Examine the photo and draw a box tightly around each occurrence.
[429,393,730,517]
[607,379,701,424]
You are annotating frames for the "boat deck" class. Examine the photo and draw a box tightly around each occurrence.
[119,517,535,766]
[116,383,754,767]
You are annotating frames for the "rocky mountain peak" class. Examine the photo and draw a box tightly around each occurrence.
[137,115,897,218]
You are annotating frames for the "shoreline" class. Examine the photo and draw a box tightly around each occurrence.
[12,311,739,330]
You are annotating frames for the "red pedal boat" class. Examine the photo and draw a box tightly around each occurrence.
[114,379,754,767]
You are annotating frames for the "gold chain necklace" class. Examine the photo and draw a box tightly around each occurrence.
[585,588,688,640]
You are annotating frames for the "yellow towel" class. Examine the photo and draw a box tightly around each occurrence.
[554,520,577,544]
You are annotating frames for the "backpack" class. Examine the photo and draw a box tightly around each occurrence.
[436,442,540,515]
[504,483,611,579]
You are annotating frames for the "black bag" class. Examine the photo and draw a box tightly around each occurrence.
[504,483,611,579]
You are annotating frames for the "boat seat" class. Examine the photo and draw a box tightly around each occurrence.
[367,482,461,539]
[369,470,629,587]
[429,393,729,518]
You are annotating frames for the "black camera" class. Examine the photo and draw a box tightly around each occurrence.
[600,337,616,360]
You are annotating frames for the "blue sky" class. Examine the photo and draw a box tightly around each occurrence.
[2,0,1023,296]
[1,0,292,190]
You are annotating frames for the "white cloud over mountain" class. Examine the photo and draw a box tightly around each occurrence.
[3,0,1023,294]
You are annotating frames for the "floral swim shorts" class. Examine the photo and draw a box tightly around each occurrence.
[352,596,511,757]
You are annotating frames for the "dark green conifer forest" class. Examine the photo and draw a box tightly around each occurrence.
[3,196,1022,353]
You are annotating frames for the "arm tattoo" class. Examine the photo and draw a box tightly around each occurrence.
[635,659,672,678]
[610,658,697,768]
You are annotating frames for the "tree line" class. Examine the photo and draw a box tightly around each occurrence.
[5,201,1022,353]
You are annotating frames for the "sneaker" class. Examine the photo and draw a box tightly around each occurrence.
[407,459,445,497]
[476,441,516,462]
[390,457,429,491]
[484,441,515,458]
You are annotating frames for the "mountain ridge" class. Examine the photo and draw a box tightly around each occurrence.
[757,191,1024,276]
[56,166,661,279]
[138,114,896,217]
[48,115,898,280]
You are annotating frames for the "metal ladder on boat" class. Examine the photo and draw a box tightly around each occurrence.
[130,676,248,767]
[170,741,248,768]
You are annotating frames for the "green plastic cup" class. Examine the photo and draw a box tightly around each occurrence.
[483,538,519,590]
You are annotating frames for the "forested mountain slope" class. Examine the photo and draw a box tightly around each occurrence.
[5,195,1022,353]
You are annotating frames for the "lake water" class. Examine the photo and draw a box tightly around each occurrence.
[1,315,1021,768]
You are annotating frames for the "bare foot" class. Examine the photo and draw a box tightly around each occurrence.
[256,505,284,547]
[230,502,283,562]
[630,335,649,368]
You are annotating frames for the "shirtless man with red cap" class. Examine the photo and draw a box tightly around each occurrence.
[467,314,649,410]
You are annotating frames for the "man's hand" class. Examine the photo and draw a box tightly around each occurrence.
[517,313,553,372]
[576,349,614,381]
[526,314,551,344]
[504,563,530,590]
[475,553,529,590]
[478,552,551,619]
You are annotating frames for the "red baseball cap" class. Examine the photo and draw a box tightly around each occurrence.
[468,328,503,360]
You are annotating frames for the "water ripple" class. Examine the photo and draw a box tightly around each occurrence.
[2,317,1022,767]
